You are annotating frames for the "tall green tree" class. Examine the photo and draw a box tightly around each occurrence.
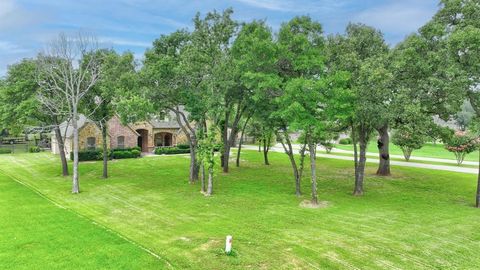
[179,9,237,189]
[0,59,70,176]
[327,23,392,194]
[273,16,325,198]
[83,50,136,179]
[231,20,279,168]
[327,23,391,177]
[141,29,200,182]
[274,16,348,204]
[419,0,480,206]
[143,9,237,192]
[353,56,393,195]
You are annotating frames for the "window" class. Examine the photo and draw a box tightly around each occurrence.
[86,137,96,150]
[117,136,125,149]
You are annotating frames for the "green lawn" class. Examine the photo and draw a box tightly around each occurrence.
[0,169,164,269]
[335,142,480,162]
[1,151,480,269]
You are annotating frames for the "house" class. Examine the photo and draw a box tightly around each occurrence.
[130,110,188,152]
[51,112,188,155]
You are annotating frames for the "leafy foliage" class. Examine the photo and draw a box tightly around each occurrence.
[392,129,427,161]
[444,132,479,165]
[0,148,12,154]
[29,146,42,153]
[155,147,191,155]
[339,138,352,145]
[71,148,141,161]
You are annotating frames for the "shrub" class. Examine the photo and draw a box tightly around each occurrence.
[320,142,335,154]
[112,151,127,159]
[112,149,141,159]
[0,148,12,154]
[29,146,42,153]
[131,149,141,157]
[444,132,479,165]
[71,150,103,161]
[213,143,223,152]
[339,138,352,145]
[176,144,190,150]
[73,148,141,161]
[154,147,190,155]
[392,129,426,161]
[112,146,140,152]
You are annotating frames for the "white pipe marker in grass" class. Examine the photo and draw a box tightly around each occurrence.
[225,235,232,253]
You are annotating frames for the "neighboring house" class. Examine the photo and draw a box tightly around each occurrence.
[51,112,188,154]
[51,114,107,156]
[108,115,140,149]
[433,115,461,131]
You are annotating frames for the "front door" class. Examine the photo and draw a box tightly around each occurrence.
[137,136,143,149]
[135,128,150,152]
[164,134,171,147]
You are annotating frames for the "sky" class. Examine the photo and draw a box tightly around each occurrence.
[0,0,440,76]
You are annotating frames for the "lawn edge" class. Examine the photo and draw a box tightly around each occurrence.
[0,168,175,269]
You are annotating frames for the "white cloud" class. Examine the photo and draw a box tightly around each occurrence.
[0,0,16,17]
[0,41,29,54]
[234,0,348,13]
[99,37,151,48]
[353,1,437,34]
[235,0,291,11]
[0,0,38,30]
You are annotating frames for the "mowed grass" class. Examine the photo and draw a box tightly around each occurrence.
[335,142,480,161]
[0,170,164,269]
[1,151,480,269]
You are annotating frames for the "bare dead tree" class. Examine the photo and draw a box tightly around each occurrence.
[36,32,101,194]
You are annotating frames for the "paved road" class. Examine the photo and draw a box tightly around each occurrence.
[330,147,479,166]
[243,144,479,175]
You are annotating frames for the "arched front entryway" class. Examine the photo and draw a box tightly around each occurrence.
[136,129,149,152]
[154,132,174,147]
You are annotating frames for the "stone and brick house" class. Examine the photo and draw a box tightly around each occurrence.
[51,111,188,155]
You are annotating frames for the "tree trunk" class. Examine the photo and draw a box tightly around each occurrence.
[279,130,301,196]
[299,142,307,182]
[352,125,359,185]
[476,150,480,208]
[222,149,230,173]
[376,124,390,176]
[220,110,229,169]
[258,140,261,152]
[53,124,69,176]
[236,132,244,167]
[465,93,480,207]
[72,111,80,194]
[206,165,213,196]
[189,142,199,183]
[222,106,244,173]
[236,115,251,167]
[173,108,199,183]
[308,137,318,205]
[222,146,230,172]
[402,148,413,161]
[220,153,225,168]
[353,131,367,196]
[201,164,206,193]
[263,135,270,165]
[102,123,108,179]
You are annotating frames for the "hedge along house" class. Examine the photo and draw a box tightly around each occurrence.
[51,111,189,155]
